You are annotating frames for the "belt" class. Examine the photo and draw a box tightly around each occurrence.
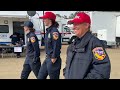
[46,54,60,58]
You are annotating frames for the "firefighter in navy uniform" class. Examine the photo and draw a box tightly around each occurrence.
[20,21,41,79]
[63,12,111,79]
[38,12,62,79]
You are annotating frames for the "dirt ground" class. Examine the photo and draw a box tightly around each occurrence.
[0,45,120,79]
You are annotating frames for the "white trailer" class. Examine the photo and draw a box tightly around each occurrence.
[115,15,120,46]
[0,13,29,45]
[97,29,107,41]
[89,11,120,46]
[0,11,43,47]
[116,16,120,37]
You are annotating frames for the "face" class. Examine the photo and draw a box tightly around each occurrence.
[43,18,51,26]
[24,26,30,34]
[73,23,90,38]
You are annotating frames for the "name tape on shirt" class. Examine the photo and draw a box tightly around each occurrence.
[48,33,51,38]
[30,37,36,43]
[53,32,59,40]
[28,38,29,42]
[92,47,106,61]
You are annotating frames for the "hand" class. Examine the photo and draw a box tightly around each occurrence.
[51,58,57,64]
[33,57,40,64]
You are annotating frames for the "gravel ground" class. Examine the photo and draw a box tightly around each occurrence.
[0,45,120,79]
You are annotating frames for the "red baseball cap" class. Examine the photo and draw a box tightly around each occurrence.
[39,12,56,20]
[68,12,91,25]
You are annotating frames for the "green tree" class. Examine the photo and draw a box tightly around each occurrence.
[69,11,81,19]
[68,11,90,19]
[56,14,61,17]
[69,13,75,19]
[63,15,68,19]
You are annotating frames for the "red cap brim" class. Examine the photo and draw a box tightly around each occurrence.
[68,18,87,24]
[39,16,47,19]
[68,19,81,24]
[67,20,74,24]
[39,16,43,19]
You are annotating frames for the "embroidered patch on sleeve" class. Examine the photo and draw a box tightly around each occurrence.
[92,47,106,60]
[53,32,59,40]
[30,37,36,43]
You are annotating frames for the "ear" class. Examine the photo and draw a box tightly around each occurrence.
[85,23,90,29]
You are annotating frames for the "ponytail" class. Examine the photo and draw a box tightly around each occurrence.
[29,28,35,32]
[51,19,59,28]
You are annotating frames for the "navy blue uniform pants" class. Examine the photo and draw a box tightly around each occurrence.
[21,57,41,79]
[38,56,61,79]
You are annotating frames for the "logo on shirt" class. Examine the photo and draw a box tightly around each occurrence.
[30,37,36,43]
[92,47,106,60]
[53,32,59,40]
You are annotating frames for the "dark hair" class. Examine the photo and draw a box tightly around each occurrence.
[88,25,92,32]
[51,19,59,28]
[29,28,35,32]
[13,32,17,35]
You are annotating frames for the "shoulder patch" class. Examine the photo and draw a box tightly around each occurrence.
[53,32,59,40]
[30,37,36,43]
[92,47,106,60]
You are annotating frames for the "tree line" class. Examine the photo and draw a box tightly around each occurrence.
[56,11,89,19]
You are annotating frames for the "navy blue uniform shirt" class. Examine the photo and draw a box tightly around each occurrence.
[64,31,111,79]
[26,31,40,59]
[45,25,61,58]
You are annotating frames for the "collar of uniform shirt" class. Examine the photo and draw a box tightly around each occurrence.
[74,31,89,45]
[46,24,55,32]
[73,37,81,45]
[26,32,30,37]
[26,31,33,37]
[75,31,91,45]
[75,37,82,45]
[46,27,51,32]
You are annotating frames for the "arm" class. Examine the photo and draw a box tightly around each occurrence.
[84,39,111,79]
[63,45,71,77]
[51,30,61,59]
[30,36,40,62]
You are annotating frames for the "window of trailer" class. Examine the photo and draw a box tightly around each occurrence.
[0,25,9,33]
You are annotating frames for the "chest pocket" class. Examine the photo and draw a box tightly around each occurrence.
[73,48,87,60]
[27,38,31,45]
[47,33,52,48]
[66,45,76,67]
